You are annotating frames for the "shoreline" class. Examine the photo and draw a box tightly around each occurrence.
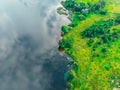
[58,0,120,90]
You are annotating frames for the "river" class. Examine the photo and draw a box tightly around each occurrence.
[0,0,69,90]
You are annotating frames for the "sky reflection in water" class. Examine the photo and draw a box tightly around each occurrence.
[0,0,69,90]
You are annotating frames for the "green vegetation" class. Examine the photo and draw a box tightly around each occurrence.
[82,19,114,38]
[61,25,71,34]
[57,7,68,15]
[58,0,120,90]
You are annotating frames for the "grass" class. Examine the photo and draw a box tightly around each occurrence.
[67,23,120,90]
[60,0,120,90]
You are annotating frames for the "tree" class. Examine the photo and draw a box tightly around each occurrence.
[64,71,73,81]
[115,14,120,24]
[61,25,70,34]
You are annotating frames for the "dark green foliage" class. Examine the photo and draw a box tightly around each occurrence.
[73,3,87,12]
[82,18,120,50]
[68,60,74,65]
[92,0,106,11]
[92,53,100,58]
[104,63,111,70]
[106,19,115,27]
[115,14,120,24]
[61,0,106,25]
[73,14,81,24]
[87,39,94,46]
[61,25,70,34]
[68,23,77,27]
[72,63,78,72]
[92,3,101,11]
[101,47,107,53]
[101,31,120,44]
[101,34,111,43]
[82,19,114,38]
[61,0,75,10]
[98,9,107,15]
[78,15,86,20]
[79,1,105,13]
[62,0,88,13]
[72,14,86,25]
[76,14,86,21]
[93,42,99,49]
[64,71,74,81]
[59,37,74,49]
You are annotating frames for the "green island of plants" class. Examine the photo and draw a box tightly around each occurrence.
[58,0,120,90]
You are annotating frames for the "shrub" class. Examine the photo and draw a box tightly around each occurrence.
[61,25,70,34]
[99,9,107,15]
[82,19,114,38]
[59,37,73,49]
[115,14,120,24]
[101,47,107,53]
[104,63,111,71]
[87,39,94,46]
[64,71,74,81]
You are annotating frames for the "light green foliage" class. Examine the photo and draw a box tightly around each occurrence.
[58,0,120,90]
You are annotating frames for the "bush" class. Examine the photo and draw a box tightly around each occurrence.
[101,47,107,53]
[59,37,73,49]
[87,39,94,46]
[104,63,111,70]
[64,71,73,81]
[99,9,107,15]
[78,14,86,21]
[68,23,77,27]
[81,19,114,38]
[61,25,70,34]
[61,0,75,10]
[74,3,86,12]
[72,63,78,72]
[115,14,120,24]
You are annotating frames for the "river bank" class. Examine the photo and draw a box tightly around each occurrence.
[58,0,120,90]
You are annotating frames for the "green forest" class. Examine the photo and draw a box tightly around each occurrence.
[58,0,120,90]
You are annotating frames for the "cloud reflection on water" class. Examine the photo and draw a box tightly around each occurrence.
[0,0,69,90]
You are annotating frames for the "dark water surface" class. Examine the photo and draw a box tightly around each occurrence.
[0,0,69,90]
